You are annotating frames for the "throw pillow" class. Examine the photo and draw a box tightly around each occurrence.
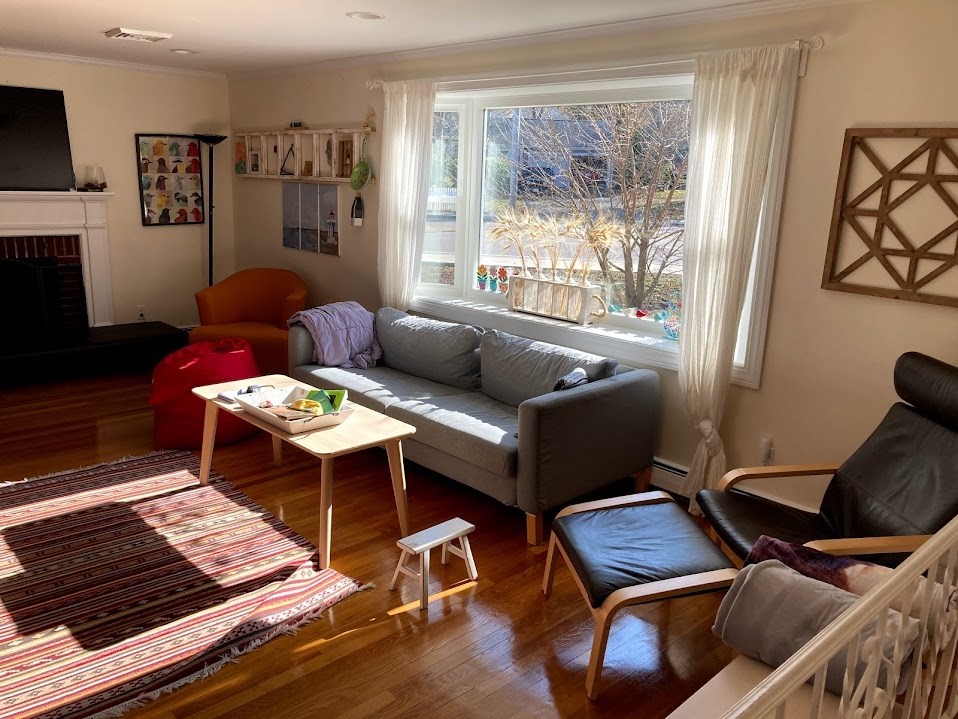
[480,329,617,407]
[375,307,482,390]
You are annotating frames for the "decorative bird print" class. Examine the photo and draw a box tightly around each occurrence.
[174,208,188,223]
[145,208,156,223]
[155,157,170,173]
[140,140,151,157]
[143,192,154,206]
[186,158,200,173]
[187,141,199,157]
[171,158,184,174]
[155,193,169,209]
[155,176,168,191]
[190,192,204,208]
[190,207,203,222]
[168,141,181,155]
[139,157,152,174]
[173,176,185,191]
[158,208,171,224]
[174,192,188,206]
[141,175,152,190]
[152,139,167,156]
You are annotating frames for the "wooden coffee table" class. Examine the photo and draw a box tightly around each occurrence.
[192,374,416,569]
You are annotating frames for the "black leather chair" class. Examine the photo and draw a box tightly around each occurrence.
[698,351,958,566]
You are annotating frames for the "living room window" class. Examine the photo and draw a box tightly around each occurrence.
[415,73,783,387]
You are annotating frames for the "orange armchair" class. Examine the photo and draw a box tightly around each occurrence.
[189,268,308,374]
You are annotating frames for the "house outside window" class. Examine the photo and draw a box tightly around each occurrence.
[416,74,783,388]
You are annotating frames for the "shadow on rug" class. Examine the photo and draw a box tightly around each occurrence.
[0,450,365,719]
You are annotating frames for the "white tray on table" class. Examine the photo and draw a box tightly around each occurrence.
[233,386,352,434]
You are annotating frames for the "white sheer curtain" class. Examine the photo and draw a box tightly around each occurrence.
[377,79,437,309]
[680,44,800,513]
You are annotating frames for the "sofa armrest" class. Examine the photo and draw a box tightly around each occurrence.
[517,368,660,515]
[288,325,315,372]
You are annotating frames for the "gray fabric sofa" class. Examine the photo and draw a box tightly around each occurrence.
[289,307,661,543]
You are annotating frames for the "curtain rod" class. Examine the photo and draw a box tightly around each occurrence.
[365,35,824,89]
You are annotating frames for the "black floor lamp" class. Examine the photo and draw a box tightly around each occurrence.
[195,133,227,287]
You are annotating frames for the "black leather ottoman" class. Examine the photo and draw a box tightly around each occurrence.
[543,491,737,699]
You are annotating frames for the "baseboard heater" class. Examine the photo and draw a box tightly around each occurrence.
[650,457,689,497]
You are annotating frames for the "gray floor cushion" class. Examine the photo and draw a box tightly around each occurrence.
[291,365,470,413]
[385,394,519,478]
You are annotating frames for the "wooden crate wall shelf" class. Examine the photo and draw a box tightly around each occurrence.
[234,127,373,183]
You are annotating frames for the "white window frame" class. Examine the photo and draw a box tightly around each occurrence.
[413,71,790,389]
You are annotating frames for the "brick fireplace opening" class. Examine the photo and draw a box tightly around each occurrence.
[0,235,89,343]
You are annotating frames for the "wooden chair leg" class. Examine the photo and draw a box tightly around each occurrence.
[460,535,478,580]
[419,549,430,611]
[440,541,450,565]
[526,512,544,545]
[389,549,408,590]
[543,532,559,597]
[634,466,652,493]
[586,610,614,701]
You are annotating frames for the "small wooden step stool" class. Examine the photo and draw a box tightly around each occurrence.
[389,517,478,610]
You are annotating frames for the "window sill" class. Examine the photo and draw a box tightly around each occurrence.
[410,296,758,388]
[411,295,680,368]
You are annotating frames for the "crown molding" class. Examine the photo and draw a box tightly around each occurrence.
[0,46,226,80]
[230,0,865,79]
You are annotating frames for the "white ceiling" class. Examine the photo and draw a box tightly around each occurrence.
[0,0,836,75]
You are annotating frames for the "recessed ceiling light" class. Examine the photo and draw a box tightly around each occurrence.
[170,48,199,55]
[346,11,384,20]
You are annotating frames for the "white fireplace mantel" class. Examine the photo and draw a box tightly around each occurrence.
[0,191,114,327]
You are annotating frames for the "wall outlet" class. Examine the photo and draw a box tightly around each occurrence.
[136,304,146,322]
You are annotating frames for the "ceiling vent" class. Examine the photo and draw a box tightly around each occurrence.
[104,27,173,43]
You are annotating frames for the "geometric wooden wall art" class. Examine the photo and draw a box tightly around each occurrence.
[822,127,958,308]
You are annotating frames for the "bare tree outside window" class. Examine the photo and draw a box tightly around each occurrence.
[479,100,690,312]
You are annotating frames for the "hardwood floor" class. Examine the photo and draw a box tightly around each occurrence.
[0,373,735,718]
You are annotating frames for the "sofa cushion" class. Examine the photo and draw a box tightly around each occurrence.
[386,394,519,477]
[480,330,618,407]
[375,307,482,390]
[290,365,470,413]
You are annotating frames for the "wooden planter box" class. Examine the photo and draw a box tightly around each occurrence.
[507,276,605,325]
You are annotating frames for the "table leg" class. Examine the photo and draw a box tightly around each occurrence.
[198,401,219,486]
[272,435,283,467]
[317,457,334,569]
[385,439,410,537]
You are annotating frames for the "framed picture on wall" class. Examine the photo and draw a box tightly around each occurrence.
[318,184,339,256]
[282,182,339,255]
[135,133,204,226]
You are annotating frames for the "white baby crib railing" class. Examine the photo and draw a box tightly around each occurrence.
[721,513,958,719]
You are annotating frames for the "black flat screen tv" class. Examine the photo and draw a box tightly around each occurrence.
[0,85,75,191]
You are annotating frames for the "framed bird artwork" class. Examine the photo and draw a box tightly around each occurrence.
[135,133,205,226]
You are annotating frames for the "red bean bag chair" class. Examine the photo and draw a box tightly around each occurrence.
[150,338,260,450]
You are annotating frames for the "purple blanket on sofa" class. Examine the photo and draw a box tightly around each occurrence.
[288,301,382,369]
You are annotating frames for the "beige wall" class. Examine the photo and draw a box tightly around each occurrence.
[229,0,958,506]
[228,71,382,310]
[0,55,233,326]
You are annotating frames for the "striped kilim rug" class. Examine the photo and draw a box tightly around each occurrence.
[0,450,365,719]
